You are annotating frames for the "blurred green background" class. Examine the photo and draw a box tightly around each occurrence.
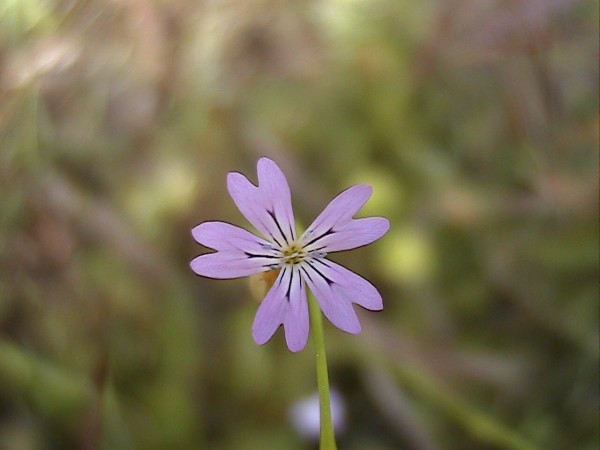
[0,0,598,449]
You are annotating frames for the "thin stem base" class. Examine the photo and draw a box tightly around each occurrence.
[308,293,338,450]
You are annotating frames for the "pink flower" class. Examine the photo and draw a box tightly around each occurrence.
[191,158,390,352]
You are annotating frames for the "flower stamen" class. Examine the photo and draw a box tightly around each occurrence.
[280,242,308,265]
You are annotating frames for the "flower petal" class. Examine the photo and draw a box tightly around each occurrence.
[227,158,295,246]
[309,258,383,310]
[304,217,390,253]
[252,269,288,345]
[252,266,309,352]
[257,158,296,242]
[227,172,278,241]
[282,266,309,352]
[192,221,277,254]
[190,251,272,279]
[301,185,372,246]
[300,262,361,334]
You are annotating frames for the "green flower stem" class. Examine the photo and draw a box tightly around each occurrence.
[308,293,338,450]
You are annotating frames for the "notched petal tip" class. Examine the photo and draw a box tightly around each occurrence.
[366,298,384,311]
[191,222,208,244]
[344,321,362,335]
[286,339,307,352]
[331,312,362,335]
[379,217,391,234]
[304,184,376,240]
[252,326,275,346]
[257,156,278,170]
[191,225,199,241]
[227,171,254,189]
[354,183,373,197]
[190,252,267,279]
[252,327,307,352]
[189,254,208,275]
[309,216,391,253]
[344,184,373,206]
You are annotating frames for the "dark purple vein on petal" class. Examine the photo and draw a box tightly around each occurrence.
[285,267,294,302]
[304,261,334,286]
[267,209,290,245]
[250,210,283,247]
[244,252,279,259]
[299,265,313,282]
[311,258,331,268]
[251,209,283,247]
[303,227,336,248]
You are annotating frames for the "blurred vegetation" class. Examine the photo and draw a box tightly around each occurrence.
[0,0,598,449]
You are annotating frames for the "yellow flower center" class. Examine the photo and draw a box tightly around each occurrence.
[282,242,306,265]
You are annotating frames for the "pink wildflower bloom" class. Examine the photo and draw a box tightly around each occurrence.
[190,158,390,352]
